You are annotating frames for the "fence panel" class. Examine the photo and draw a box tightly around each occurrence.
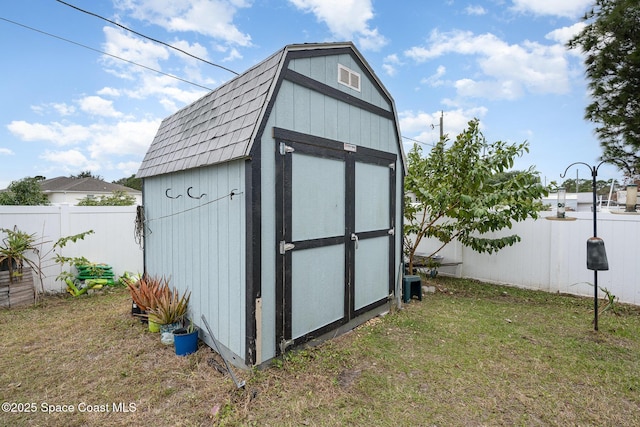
[0,206,143,293]
[416,212,640,305]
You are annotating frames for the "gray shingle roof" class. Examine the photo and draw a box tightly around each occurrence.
[39,177,140,193]
[137,47,286,178]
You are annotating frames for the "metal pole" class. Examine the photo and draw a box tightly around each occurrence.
[591,167,598,331]
[561,160,609,331]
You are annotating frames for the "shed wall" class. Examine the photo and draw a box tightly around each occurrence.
[143,162,246,360]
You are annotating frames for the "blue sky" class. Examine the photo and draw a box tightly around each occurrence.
[0,0,622,189]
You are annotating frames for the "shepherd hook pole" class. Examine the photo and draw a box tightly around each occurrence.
[561,160,609,331]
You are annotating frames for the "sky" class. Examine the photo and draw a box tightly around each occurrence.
[0,0,624,189]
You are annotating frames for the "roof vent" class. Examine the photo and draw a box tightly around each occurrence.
[338,64,361,92]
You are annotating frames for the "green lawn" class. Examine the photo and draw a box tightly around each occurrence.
[1,277,638,426]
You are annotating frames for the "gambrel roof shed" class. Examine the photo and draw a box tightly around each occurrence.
[138,42,406,368]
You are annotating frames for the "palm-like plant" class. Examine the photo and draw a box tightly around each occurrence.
[147,287,191,325]
[126,275,170,314]
[0,226,39,283]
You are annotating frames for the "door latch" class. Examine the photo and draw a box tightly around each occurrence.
[350,233,359,249]
[279,142,295,155]
[279,241,295,254]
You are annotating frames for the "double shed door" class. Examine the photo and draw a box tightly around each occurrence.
[274,128,396,353]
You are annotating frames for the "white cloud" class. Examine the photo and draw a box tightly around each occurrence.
[51,103,76,116]
[421,65,447,87]
[511,0,592,19]
[288,0,388,51]
[170,39,211,66]
[78,96,123,118]
[405,30,572,100]
[102,26,170,72]
[8,118,159,166]
[465,5,487,15]
[88,119,160,159]
[31,103,76,116]
[40,149,102,173]
[399,107,488,145]
[382,54,401,76]
[0,148,14,155]
[122,73,208,109]
[97,87,122,97]
[222,47,242,62]
[116,0,252,46]
[7,121,93,145]
[116,160,143,176]
[546,22,586,45]
[356,28,387,52]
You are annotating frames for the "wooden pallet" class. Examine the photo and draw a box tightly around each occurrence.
[0,267,35,308]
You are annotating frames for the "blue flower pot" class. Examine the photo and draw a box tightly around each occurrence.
[173,328,199,356]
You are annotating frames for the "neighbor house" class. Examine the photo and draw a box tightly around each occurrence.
[39,176,142,205]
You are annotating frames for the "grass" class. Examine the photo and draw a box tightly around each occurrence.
[1,277,639,426]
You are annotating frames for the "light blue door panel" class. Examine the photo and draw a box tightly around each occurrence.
[291,243,345,339]
[355,162,389,232]
[292,154,345,241]
[354,237,389,310]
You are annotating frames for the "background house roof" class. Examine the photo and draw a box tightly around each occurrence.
[137,42,403,179]
[39,177,140,193]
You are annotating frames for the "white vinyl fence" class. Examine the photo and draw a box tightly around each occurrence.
[415,211,640,305]
[0,205,143,293]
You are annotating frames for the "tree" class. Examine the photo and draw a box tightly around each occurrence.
[71,170,103,180]
[403,119,548,274]
[567,0,640,176]
[0,177,49,205]
[113,174,142,191]
[559,178,618,195]
[77,190,136,206]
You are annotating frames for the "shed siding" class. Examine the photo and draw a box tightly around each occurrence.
[143,162,246,358]
[289,54,391,112]
[275,80,397,152]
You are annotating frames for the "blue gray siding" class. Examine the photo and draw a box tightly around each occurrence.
[142,162,246,361]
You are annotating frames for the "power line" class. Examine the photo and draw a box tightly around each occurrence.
[401,135,436,147]
[0,16,214,91]
[55,0,240,76]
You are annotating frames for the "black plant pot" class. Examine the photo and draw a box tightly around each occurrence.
[0,258,17,272]
[131,301,148,323]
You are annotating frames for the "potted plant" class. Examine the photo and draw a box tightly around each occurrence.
[126,275,170,331]
[173,320,199,356]
[0,227,39,307]
[147,286,191,343]
[0,226,39,282]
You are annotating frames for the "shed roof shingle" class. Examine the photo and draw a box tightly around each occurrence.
[137,47,285,178]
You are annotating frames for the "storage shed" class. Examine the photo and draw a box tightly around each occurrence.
[137,42,406,368]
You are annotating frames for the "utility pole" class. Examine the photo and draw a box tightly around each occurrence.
[439,110,444,140]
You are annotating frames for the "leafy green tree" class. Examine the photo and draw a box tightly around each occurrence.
[567,0,640,176]
[0,177,49,205]
[404,119,548,274]
[77,190,135,206]
[113,174,142,191]
[559,178,618,195]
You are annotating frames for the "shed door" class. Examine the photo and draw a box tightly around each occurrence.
[275,129,396,354]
